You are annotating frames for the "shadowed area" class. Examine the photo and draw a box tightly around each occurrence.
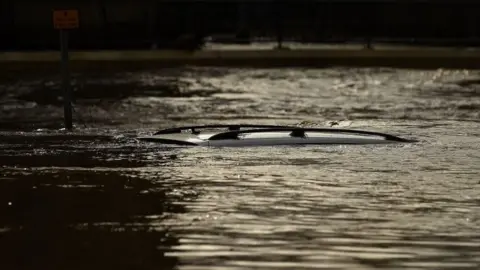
[0,168,188,270]
[0,133,178,167]
[15,77,226,106]
[0,131,195,270]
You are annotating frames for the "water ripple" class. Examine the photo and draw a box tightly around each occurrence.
[1,67,480,269]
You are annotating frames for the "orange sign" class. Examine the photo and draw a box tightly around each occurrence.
[53,10,79,29]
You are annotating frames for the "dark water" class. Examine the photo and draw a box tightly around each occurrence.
[1,67,479,270]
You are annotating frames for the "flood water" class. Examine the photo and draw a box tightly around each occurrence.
[1,67,479,269]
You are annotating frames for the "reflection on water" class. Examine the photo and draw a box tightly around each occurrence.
[162,142,480,269]
[1,67,480,269]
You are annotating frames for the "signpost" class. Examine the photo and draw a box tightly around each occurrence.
[53,10,79,130]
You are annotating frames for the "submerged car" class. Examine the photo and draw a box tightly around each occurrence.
[137,124,417,147]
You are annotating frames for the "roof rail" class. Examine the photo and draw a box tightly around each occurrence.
[154,124,298,135]
[208,127,415,142]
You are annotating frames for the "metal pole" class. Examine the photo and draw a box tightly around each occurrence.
[60,29,73,130]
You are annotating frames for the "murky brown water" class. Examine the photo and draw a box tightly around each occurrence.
[1,67,480,269]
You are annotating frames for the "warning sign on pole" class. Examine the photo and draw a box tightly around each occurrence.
[53,10,79,30]
[53,9,78,129]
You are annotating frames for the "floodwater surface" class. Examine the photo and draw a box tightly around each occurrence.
[1,67,479,270]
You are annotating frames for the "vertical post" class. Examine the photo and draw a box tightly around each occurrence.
[54,9,78,129]
[60,30,73,130]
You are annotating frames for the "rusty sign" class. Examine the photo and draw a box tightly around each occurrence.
[53,10,79,29]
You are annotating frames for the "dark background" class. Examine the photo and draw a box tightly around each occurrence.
[0,0,479,50]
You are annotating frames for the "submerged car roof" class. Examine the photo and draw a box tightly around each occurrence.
[137,124,417,146]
